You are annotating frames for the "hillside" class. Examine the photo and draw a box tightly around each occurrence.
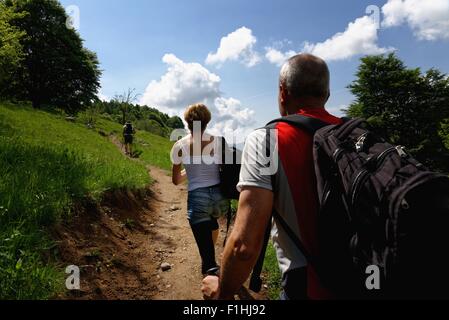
[0,102,173,299]
[0,103,278,300]
[90,100,185,139]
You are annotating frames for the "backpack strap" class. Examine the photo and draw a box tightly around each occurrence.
[223,201,232,247]
[220,136,226,164]
[249,217,272,292]
[220,136,233,247]
[264,114,332,185]
[266,114,330,134]
[272,210,320,275]
[249,114,331,292]
[334,117,364,140]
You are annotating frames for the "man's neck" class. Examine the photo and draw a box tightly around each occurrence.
[287,97,326,114]
[288,105,325,115]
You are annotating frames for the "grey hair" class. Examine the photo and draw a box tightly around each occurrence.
[280,54,330,99]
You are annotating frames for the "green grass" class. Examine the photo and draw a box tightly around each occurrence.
[94,117,174,170]
[135,129,174,171]
[0,102,172,299]
[1,104,150,195]
[263,242,282,300]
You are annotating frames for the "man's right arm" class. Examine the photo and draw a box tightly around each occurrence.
[218,186,274,299]
[202,129,277,299]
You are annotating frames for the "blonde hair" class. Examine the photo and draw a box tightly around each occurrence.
[184,104,212,132]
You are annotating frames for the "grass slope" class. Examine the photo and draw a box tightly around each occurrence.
[0,103,172,299]
[94,117,173,171]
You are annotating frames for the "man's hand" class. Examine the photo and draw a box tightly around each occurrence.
[201,276,220,300]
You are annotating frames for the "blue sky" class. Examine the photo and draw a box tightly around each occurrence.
[60,0,449,140]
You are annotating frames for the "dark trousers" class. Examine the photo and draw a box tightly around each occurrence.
[190,220,219,274]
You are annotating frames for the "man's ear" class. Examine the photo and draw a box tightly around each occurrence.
[279,83,288,105]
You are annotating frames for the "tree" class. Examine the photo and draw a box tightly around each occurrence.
[167,116,184,129]
[440,119,449,152]
[347,54,449,172]
[135,119,168,137]
[0,1,25,97]
[4,0,101,112]
[113,88,140,124]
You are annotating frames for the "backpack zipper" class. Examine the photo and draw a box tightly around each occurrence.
[350,147,398,208]
[350,169,370,208]
[322,181,332,208]
[376,147,397,166]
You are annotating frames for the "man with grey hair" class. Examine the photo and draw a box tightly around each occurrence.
[202,54,342,300]
[279,54,330,115]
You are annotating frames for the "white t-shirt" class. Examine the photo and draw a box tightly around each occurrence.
[237,129,307,277]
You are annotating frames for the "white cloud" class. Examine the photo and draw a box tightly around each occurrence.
[214,97,255,127]
[264,14,393,65]
[140,54,256,143]
[208,97,256,141]
[327,105,347,117]
[140,54,221,115]
[206,27,261,67]
[303,15,394,61]
[382,0,449,41]
[265,47,297,66]
[98,92,110,102]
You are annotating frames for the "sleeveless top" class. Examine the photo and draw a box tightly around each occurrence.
[174,135,221,192]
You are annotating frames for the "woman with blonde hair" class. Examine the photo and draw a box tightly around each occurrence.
[171,104,229,275]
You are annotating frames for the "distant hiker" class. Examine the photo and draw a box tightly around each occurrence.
[171,104,230,275]
[123,121,135,155]
[201,54,342,300]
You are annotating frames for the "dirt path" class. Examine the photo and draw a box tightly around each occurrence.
[56,165,221,300]
[147,165,214,300]
[112,136,223,299]
[140,167,265,300]
[56,138,266,300]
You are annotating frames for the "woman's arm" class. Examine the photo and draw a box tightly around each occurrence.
[172,164,187,185]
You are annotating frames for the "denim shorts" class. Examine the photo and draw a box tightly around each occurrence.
[187,185,230,226]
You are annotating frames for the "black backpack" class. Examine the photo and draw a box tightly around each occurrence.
[219,137,242,200]
[217,137,242,245]
[251,114,449,299]
[124,123,134,135]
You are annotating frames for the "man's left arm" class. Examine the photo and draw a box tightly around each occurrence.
[202,186,273,300]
